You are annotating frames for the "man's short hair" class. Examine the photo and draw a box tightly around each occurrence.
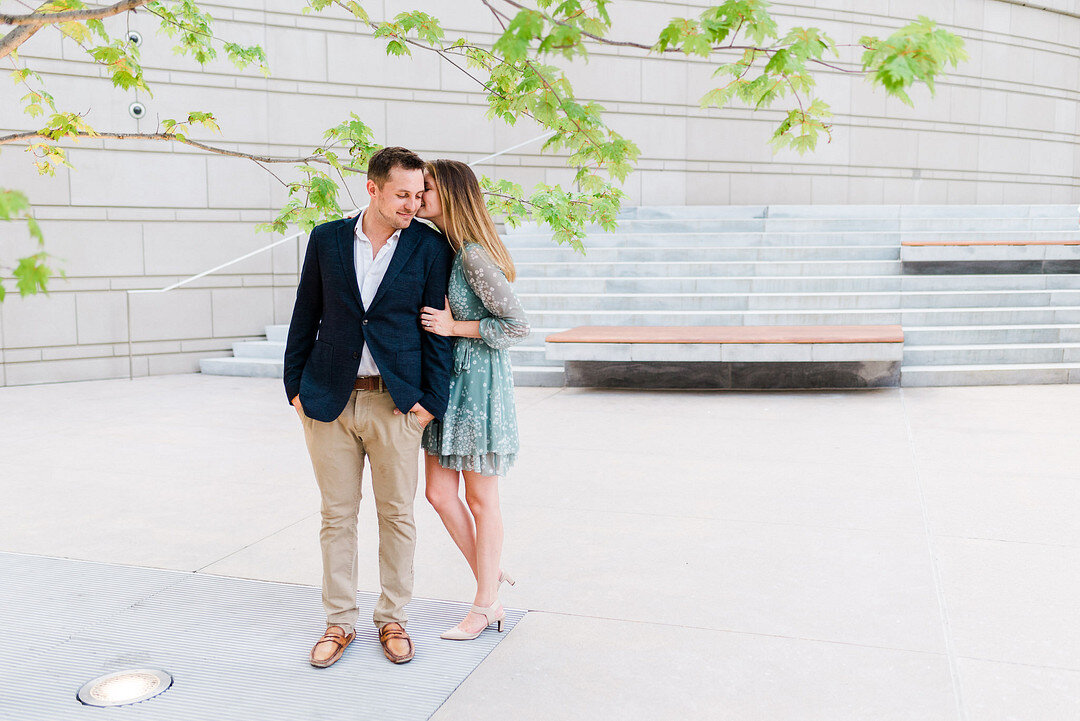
[368,146,425,187]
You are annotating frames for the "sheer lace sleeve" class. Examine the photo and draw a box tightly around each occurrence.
[460,243,530,350]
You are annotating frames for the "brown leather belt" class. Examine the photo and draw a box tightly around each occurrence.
[353,375,385,392]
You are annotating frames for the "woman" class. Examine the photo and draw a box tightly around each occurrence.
[416,159,530,640]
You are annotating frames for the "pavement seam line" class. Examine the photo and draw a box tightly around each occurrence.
[22,562,196,655]
[901,387,969,721]
[955,653,1080,674]
[935,533,1080,550]
[526,609,953,656]
[193,511,319,573]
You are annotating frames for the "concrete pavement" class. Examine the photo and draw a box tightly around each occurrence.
[0,375,1077,719]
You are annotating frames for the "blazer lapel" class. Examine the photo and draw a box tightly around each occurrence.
[337,213,365,311]
[367,222,420,313]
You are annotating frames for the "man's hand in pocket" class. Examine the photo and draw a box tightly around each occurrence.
[394,402,433,428]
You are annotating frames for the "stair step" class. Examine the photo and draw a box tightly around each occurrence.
[516,261,901,278]
[506,231,903,247]
[514,203,1077,223]
[901,362,1080,386]
[903,324,1080,344]
[510,246,900,262]
[511,274,1080,294]
[518,290,1080,312]
[508,346,562,367]
[234,341,285,359]
[507,218,1078,236]
[512,365,565,387]
[614,205,768,220]
[200,357,283,378]
[523,307,1080,327]
[505,230,1080,249]
[900,275,1080,291]
[903,343,1080,365]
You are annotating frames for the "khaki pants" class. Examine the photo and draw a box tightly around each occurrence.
[300,388,425,634]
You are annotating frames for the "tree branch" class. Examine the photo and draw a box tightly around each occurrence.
[0,0,48,59]
[0,129,358,168]
[482,0,608,160]
[1,23,39,59]
[143,5,215,42]
[326,0,530,121]
[253,160,289,188]
[484,189,590,209]
[334,164,359,207]
[494,0,866,75]
[0,0,152,26]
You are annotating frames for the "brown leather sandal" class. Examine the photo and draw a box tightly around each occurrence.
[378,622,414,664]
[309,625,355,668]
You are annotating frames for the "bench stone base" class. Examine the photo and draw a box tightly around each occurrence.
[903,260,1080,275]
[564,360,901,389]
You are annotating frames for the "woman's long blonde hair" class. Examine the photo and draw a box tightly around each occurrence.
[426,159,516,282]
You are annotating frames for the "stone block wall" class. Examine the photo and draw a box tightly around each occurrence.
[1,0,1078,385]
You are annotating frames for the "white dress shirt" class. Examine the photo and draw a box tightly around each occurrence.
[354,209,402,377]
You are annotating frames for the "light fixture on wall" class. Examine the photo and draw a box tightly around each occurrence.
[129,101,147,120]
[76,669,173,707]
[127,30,143,46]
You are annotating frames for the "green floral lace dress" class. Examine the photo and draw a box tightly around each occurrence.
[422,242,530,477]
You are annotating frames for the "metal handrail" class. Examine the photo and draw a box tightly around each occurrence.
[124,131,555,379]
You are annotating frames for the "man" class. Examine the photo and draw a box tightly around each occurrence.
[284,146,454,668]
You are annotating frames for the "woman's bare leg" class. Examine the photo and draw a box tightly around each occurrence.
[424,453,478,578]
[453,469,503,633]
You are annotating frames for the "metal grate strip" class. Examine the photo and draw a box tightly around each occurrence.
[0,552,524,719]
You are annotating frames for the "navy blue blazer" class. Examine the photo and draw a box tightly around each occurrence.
[283,214,454,423]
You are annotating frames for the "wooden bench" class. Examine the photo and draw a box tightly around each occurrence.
[545,325,904,389]
[901,239,1080,274]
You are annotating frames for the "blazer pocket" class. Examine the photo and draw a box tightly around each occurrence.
[311,339,333,365]
[391,272,422,287]
[395,350,421,382]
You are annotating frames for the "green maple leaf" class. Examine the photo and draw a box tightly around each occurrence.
[14,253,52,296]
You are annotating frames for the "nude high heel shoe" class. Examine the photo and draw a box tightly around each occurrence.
[498,570,516,588]
[440,601,506,641]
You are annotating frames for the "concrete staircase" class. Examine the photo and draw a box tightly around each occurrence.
[504,204,1080,387]
[200,204,1080,387]
[199,325,288,378]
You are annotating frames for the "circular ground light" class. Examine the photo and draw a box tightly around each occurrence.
[77,669,173,707]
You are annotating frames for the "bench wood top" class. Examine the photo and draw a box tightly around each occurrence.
[546,325,904,344]
[902,239,1080,246]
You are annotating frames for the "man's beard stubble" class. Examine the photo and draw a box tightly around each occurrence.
[376,201,413,230]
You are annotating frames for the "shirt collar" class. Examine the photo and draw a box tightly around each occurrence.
[355,209,403,246]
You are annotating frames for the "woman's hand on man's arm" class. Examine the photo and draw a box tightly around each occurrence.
[420,296,481,338]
